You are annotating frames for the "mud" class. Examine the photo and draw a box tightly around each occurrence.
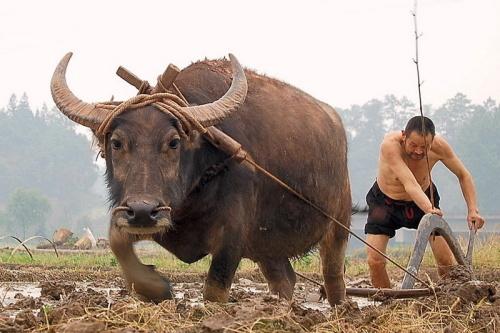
[437,265,497,304]
[0,264,497,332]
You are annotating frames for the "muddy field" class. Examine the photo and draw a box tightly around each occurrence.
[0,259,498,333]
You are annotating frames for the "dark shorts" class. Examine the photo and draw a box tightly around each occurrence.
[364,181,440,238]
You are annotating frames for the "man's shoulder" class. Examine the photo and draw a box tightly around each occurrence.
[380,131,403,158]
[381,131,402,148]
[431,135,452,157]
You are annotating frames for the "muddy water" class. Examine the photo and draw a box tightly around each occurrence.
[0,282,41,323]
[0,278,380,318]
[0,282,41,307]
[0,279,375,316]
[0,265,497,332]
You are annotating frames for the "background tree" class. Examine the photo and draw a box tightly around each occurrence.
[4,188,51,238]
[454,100,500,214]
[432,93,474,144]
[339,98,386,207]
[382,94,416,131]
[0,94,106,236]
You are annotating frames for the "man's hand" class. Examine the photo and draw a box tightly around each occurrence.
[429,207,443,216]
[467,211,485,231]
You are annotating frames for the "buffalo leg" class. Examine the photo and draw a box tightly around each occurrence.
[319,227,348,305]
[203,245,242,302]
[109,225,173,303]
[203,200,246,303]
[258,258,296,300]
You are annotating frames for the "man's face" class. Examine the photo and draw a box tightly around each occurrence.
[402,131,433,160]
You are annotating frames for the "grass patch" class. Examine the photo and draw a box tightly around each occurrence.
[1,234,498,276]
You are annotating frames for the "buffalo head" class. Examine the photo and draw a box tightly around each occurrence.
[50,53,247,236]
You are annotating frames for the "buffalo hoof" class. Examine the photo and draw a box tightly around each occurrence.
[129,265,173,303]
[267,280,294,300]
[323,274,346,306]
[326,289,346,306]
[202,283,230,303]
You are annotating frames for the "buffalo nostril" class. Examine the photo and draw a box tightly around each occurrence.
[126,209,135,219]
[150,210,159,219]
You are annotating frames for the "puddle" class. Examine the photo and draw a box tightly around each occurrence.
[351,296,381,308]
[0,279,383,313]
[0,282,41,307]
[302,296,380,312]
[302,301,331,312]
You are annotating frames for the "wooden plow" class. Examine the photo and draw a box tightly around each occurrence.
[401,214,475,289]
[297,213,476,300]
[351,213,475,299]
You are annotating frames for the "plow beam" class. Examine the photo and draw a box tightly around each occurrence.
[401,213,471,289]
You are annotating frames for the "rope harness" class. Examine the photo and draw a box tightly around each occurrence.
[95,92,206,139]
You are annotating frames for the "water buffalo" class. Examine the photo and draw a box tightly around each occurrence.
[50,53,351,306]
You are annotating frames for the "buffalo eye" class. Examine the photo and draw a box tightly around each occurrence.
[168,138,180,149]
[111,139,122,150]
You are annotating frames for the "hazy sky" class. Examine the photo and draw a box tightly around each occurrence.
[1,0,499,111]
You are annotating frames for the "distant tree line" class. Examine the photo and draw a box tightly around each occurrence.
[0,92,498,239]
[0,94,107,239]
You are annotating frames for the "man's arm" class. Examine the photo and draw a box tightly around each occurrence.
[382,143,440,215]
[438,137,485,230]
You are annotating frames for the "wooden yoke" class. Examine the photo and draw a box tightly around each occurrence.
[116,66,151,93]
[152,64,181,94]
[115,64,247,163]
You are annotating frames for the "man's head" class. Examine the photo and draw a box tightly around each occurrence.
[402,116,435,160]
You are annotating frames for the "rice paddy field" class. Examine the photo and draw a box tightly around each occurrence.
[0,234,498,332]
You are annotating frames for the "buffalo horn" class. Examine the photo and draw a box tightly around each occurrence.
[50,52,110,130]
[182,54,248,127]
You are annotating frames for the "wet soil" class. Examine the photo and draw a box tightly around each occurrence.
[0,264,498,332]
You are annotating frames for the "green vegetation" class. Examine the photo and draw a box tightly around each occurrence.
[0,242,256,272]
[2,235,497,277]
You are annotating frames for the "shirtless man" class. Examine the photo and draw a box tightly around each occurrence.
[365,116,485,288]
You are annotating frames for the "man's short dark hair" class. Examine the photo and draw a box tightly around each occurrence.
[404,116,435,138]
